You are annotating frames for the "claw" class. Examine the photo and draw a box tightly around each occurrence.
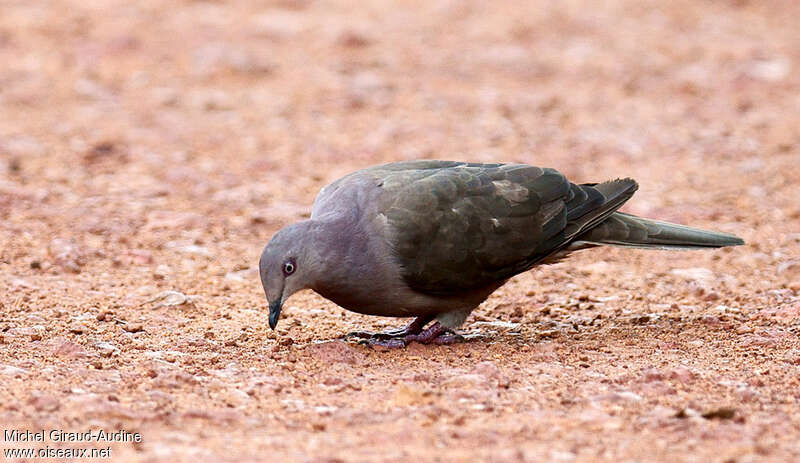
[344,317,465,348]
[343,331,385,340]
[342,315,434,341]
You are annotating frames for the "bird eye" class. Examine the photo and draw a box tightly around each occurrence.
[282,260,296,276]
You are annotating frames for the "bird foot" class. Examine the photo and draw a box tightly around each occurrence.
[345,321,463,348]
[343,315,433,341]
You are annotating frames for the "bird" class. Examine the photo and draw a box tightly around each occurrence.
[258,160,744,347]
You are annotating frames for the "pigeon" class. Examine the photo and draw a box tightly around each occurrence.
[259,160,743,346]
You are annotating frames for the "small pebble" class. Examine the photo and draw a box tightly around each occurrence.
[95,342,119,357]
[701,407,737,420]
[736,324,754,335]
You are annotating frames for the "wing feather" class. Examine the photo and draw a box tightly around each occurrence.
[347,160,637,295]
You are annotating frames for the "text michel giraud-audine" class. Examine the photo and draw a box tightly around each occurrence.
[4,429,142,443]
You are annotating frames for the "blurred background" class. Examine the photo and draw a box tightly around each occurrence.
[1,1,799,461]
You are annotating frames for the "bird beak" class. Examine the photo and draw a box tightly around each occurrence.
[268,297,282,330]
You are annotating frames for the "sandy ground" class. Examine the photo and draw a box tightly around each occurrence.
[1,0,799,461]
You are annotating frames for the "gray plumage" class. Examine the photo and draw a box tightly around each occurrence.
[259,160,744,333]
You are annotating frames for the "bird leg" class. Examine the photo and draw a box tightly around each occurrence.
[344,317,463,348]
[343,315,434,341]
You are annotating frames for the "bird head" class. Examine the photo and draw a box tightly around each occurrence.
[258,222,315,330]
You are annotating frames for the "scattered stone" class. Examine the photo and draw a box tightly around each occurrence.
[471,361,509,386]
[145,210,205,231]
[736,324,754,335]
[7,156,22,173]
[10,326,43,340]
[193,90,235,111]
[146,290,197,309]
[1,365,29,377]
[745,56,791,82]
[549,450,577,462]
[674,408,700,419]
[771,302,800,322]
[83,140,127,166]
[321,376,342,387]
[29,394,60,412]
[305,341,366,365]
[337,29,372,48]
[711,305,741,316]
[145,361,200,388]
[221,389,251,407]
[151,87,180,107]
[391,384,434,406]
[70,394,144,421]
[537,329,561,339]
[783,350,800,365]
[69,323,89,334]
[225,268,254,282]
[629,313,659,325]
[740,334,777,347]
[669,367,697,383]
[778,260,800,275]
[166,242,212,256]
[48,238,85,273]
[595,390,642,403]
[117,249,153,266]
[736,387,759,403]
[153,264,171,280]
[442,373,486,388]
[123,324,144,333]
[310,422,326,432]
[637,381,677,396]
[314,405,337,416]
[472,361,499,377]
[74,78,112,100]
[472,320,521,332]
[52,338,88,358]
[671,267,714,282]
[641,368,664,382]
[701,407,737,420]
[95,342,119,357]
[9,278,35,289]
[193,43,273,76]
[250,11,306,39]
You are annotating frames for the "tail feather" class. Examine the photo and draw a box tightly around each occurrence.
[564,178,639,238]
[576,212,744,249]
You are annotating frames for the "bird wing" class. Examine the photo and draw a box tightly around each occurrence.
[366,161,637,295]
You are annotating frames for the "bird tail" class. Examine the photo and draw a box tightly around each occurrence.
[575,212,745,250]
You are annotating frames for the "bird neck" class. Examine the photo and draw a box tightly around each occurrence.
[303,214,365,297]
